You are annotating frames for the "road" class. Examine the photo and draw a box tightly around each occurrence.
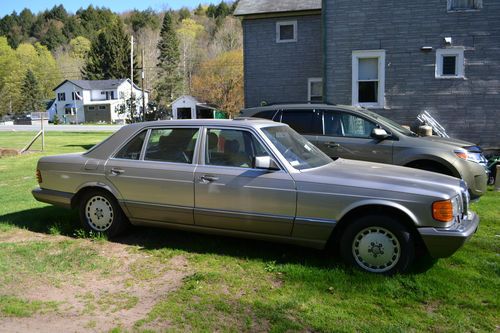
[0,124,123,132]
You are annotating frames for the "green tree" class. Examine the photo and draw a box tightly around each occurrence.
[125,8,160,33]
[155,11,181,107]
[69,36,91,58]
[20,69,43,113]
[82,18,138,81]
[178,7,191,21]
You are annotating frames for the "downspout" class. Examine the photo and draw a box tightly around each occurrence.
[322,0,328,104]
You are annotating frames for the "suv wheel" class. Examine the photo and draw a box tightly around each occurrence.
[340,214,415,274]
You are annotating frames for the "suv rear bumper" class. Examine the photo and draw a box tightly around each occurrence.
[418,212,479,258]
[32,187,73,209]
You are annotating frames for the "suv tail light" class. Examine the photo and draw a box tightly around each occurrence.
[36,170,42,183]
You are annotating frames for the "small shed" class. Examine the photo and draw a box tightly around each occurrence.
[171,95,227,119]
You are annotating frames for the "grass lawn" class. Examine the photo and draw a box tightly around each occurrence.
[0,131,499,332]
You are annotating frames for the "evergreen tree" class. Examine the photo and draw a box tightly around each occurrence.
[20,69,43,113]
[82,18,138,81]
[155,11,181,107]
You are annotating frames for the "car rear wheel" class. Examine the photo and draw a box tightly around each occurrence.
[79,189,128,238]
[340,214,415,274]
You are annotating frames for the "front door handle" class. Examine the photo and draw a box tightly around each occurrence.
[200,175,219,183]
[325,142,340,148]
[110,168,125,175]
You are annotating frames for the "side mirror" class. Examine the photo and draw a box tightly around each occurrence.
[253,156,280,170]
[371,128,390,140]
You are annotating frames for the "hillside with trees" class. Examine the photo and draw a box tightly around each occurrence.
[0,1,243,119]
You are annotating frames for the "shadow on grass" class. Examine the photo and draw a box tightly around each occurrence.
[64,144,95,150]
[0,206,336,270]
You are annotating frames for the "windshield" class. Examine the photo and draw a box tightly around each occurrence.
[362,110,417,137]
[261,125,332,170]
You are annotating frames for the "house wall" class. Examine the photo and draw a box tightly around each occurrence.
[324,0,500,147]
[53,81,85,123]
[243,14,323,107]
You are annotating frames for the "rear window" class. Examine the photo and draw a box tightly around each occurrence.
[280,109,322,135]
[252,110,277,120]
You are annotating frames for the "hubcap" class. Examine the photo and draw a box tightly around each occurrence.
[85,196,114,231]
[352,226,401,273]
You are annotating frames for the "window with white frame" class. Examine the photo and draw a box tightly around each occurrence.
[308,78,323,102]
[435,48,465,79]
[276,21,297,43]
[352,50,386,108]
[448,0,482,11]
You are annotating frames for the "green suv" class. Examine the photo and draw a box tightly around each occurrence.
[241,104,488,199]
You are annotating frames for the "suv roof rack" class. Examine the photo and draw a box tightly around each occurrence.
[259,101,338,107]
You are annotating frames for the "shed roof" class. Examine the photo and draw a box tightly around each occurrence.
[234,0,322,16]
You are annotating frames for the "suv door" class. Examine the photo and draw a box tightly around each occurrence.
[105,127,199,225]
[316,110,394,163]
[194,127,296,236]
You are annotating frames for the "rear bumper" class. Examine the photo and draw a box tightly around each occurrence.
[418,212,479,258]
[32,187,73,209]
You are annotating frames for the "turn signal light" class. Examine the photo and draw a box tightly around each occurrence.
[454,151,468,160]
[432,200,453,222]
[36,170,42,183]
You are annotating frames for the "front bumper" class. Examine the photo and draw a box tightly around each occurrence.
[32,187,73,209]
[418,212,479,258]
[457,161,487,199]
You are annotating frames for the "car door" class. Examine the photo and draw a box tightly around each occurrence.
[316,110,394,163]
[194,127,296,236]
[105,126,200,225]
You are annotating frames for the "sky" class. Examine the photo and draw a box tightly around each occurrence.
[0,0,203,16]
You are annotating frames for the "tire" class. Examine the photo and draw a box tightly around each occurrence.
[78,189,129,238]
[340,214,415,274]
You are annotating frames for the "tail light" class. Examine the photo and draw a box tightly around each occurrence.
[36,170,42,183]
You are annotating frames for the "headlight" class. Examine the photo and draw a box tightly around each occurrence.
[454,149,488,165]
[432,197,459,222]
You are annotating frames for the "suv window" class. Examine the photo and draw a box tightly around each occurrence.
[253,110,277,120]
[206,128,269,168]
[144,128,199,163]
[280,109,322,135]
[323,111,344,136]
[339,113,376,138]
[115,130,147,160]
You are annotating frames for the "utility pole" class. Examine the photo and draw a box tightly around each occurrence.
[130,35,134,122]
[141,49,146,122]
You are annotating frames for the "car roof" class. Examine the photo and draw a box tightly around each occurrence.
[85,118,285,160]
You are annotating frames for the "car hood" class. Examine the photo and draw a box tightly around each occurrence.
[295,158,461,199]
[419,135,476,149]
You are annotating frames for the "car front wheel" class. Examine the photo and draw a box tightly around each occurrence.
[79,189,128,238]
[340,214,415,274]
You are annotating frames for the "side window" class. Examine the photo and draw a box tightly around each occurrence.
[323,111,344,136]
[340,113,376,138]
[206,129,269,168]
[253,110,277,120]
[280,110,322,135]
[144,128,199,163]
[115,130,147,160]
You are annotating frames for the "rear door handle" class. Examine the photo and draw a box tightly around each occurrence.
[325,142,340,148]
[200,175,219,183]
[110,168,125,175]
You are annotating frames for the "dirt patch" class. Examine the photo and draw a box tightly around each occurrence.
[0,230,191,332]
[0,148,21,158]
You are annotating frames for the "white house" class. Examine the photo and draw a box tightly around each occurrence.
[51,79,149,124]
[171,95,227,119]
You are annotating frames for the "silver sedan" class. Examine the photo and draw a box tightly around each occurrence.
[32,119,479,274]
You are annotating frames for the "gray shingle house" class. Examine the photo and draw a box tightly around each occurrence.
[235,0,500,147]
